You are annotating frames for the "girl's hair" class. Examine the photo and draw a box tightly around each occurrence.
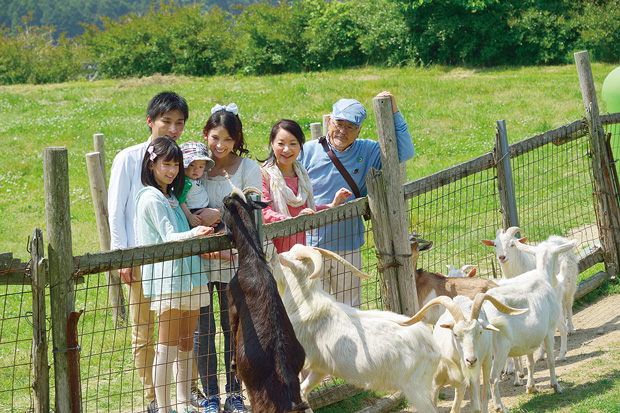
[261,119,305,166]
[141,137,185,197]
[203,108,249,156]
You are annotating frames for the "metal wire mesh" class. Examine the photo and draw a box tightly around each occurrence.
[0,268,38,412]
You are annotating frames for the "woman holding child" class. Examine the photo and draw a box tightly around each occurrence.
[193,103,262,413]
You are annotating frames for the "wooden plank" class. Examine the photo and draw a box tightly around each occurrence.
[578,247,604,273]
[44,146,74,413]
[509,119,587,156]
[310,122,322,140]
[72,233,233,276]
[373,95,418,315]
[72,198,367,277]
[575,50,620,277]
[601,112,620,125]
[307,384,363,410]
[85,152,127,326]
[575,271,609,301]
[263,198,368,240]
[356,391,404,413]
[495,120,520,231]
[31,228,50,413]
[367,168,402,313]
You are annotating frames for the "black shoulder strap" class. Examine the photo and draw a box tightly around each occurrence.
[319,136,361,199]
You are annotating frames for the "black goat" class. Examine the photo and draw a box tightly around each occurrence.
[221,187,308,413]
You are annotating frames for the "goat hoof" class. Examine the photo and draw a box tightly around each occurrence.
[526,386,538,394]
[556,355,567,362]
[552,384,563,393]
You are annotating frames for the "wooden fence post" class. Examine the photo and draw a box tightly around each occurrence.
[370,96,419,316]
[86,152,127,326]
[44,147,76,413]
[93,133,106,184]
[575,51,620,277]
[367,169,402,313]
[322,114,330,137]
[310,122,322,140]
[495,120,520,231]
[31,227,49,413]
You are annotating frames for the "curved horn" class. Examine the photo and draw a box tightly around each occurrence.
[399,296,465,326]
[311,247,372,280]
[242,186,263,198]
[229,187,247,203]
[504,226,522,237]
[289,246,324,280]
[470,293,529,321]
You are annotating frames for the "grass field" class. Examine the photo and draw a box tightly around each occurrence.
[1,62,619,412]
[0,63,617,260]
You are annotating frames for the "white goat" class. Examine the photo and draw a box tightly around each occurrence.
[271,244,442,413]
[482,227,578,361]
[401,295,527,413]
[444,264,477,278]
[482,239,576,413]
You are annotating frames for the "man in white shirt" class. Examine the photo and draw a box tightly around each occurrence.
[108,91,194,413]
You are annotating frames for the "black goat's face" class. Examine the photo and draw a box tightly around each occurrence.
[221,191,270,231]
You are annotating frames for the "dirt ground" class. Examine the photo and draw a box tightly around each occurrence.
[393,293,620,412]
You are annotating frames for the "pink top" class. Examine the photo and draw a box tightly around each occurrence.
[262,174,327,253]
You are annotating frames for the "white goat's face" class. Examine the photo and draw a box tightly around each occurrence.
[482,228,526,264]
[444,320,483,368]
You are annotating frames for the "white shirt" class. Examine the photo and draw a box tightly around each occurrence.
[108,139,149,250]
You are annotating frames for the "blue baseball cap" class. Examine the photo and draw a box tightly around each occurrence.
[331,98,367,127]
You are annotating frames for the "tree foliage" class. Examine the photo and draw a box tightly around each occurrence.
[0,0,618,84]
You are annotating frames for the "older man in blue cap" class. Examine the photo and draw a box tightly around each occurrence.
[300,91,415,308]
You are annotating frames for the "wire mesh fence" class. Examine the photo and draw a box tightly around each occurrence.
[0,273,38,412]
[407,118,608,281]
[1,115,619,412]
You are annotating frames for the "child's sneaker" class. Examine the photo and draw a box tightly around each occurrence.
[223,394,245,413]
[191,385,206,407]
[201,395,221,413]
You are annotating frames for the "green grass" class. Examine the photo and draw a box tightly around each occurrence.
[0,64,617,261]
[1,63,620,411]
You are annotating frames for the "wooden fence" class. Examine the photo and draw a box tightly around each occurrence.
[1,51,619,412]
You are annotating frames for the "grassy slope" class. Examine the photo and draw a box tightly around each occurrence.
[1,64,615,261]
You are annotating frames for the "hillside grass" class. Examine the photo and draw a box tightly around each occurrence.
[1,63,619,412]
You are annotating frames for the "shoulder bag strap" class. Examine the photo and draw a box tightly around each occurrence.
[319,136,361,198]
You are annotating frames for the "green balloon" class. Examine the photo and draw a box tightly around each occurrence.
[602,66,620,113]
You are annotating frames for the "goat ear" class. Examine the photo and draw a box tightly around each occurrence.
[248,199,271,210]
[467,268,476,277]
[481,239,494,246]
[439,322,454,330]
[480,320,500,332]
[278,253,295,270]
[519,237,527,243]
[436,272,448,277]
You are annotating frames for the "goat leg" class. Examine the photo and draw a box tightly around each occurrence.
[300,369,325,401]
[525,353,538,393]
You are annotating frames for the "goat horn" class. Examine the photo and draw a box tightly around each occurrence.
[242,186,263,198]
[289,246,324,280]
[504,226,522,237]
[470,292,529,321]
[311,247,372,280]
[399,296,465,326]
[230,187,247,203]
